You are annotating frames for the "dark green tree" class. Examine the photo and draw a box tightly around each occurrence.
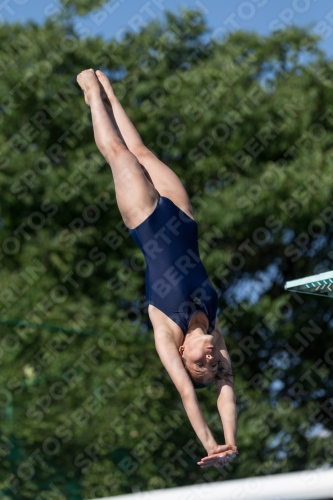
[0,6,333,500]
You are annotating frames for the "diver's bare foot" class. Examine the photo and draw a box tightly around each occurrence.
[76,69,101,106]
[95,70,117,103]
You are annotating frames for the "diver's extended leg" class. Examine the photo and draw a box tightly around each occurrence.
[77,69,159,229]
[95,70,194,219]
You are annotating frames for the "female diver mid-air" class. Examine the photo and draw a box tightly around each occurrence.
[76,69,238,468]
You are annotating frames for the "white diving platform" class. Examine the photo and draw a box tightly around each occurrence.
[285,270,333,297]
[88,467,333,500]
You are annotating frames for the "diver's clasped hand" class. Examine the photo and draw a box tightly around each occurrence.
[197,444,238,468]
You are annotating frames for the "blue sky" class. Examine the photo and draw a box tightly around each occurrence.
[2,0,333,56]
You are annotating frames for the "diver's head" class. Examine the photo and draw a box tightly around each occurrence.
[179,331,219,389]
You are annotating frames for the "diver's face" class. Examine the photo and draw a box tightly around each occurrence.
[180,335,219,378]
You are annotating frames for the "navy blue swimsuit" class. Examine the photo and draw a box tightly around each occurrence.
[129,196,218,334]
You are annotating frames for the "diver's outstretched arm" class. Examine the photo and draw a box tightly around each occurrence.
[154,329,237,465]
[215,318,237,445]
[217,380,237,445]
[197,384,237,468]
[198,320,238,468]
[182,391,237,462]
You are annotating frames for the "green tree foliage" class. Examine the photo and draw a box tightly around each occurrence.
[58,0,111,16]
[0,7,333,500]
